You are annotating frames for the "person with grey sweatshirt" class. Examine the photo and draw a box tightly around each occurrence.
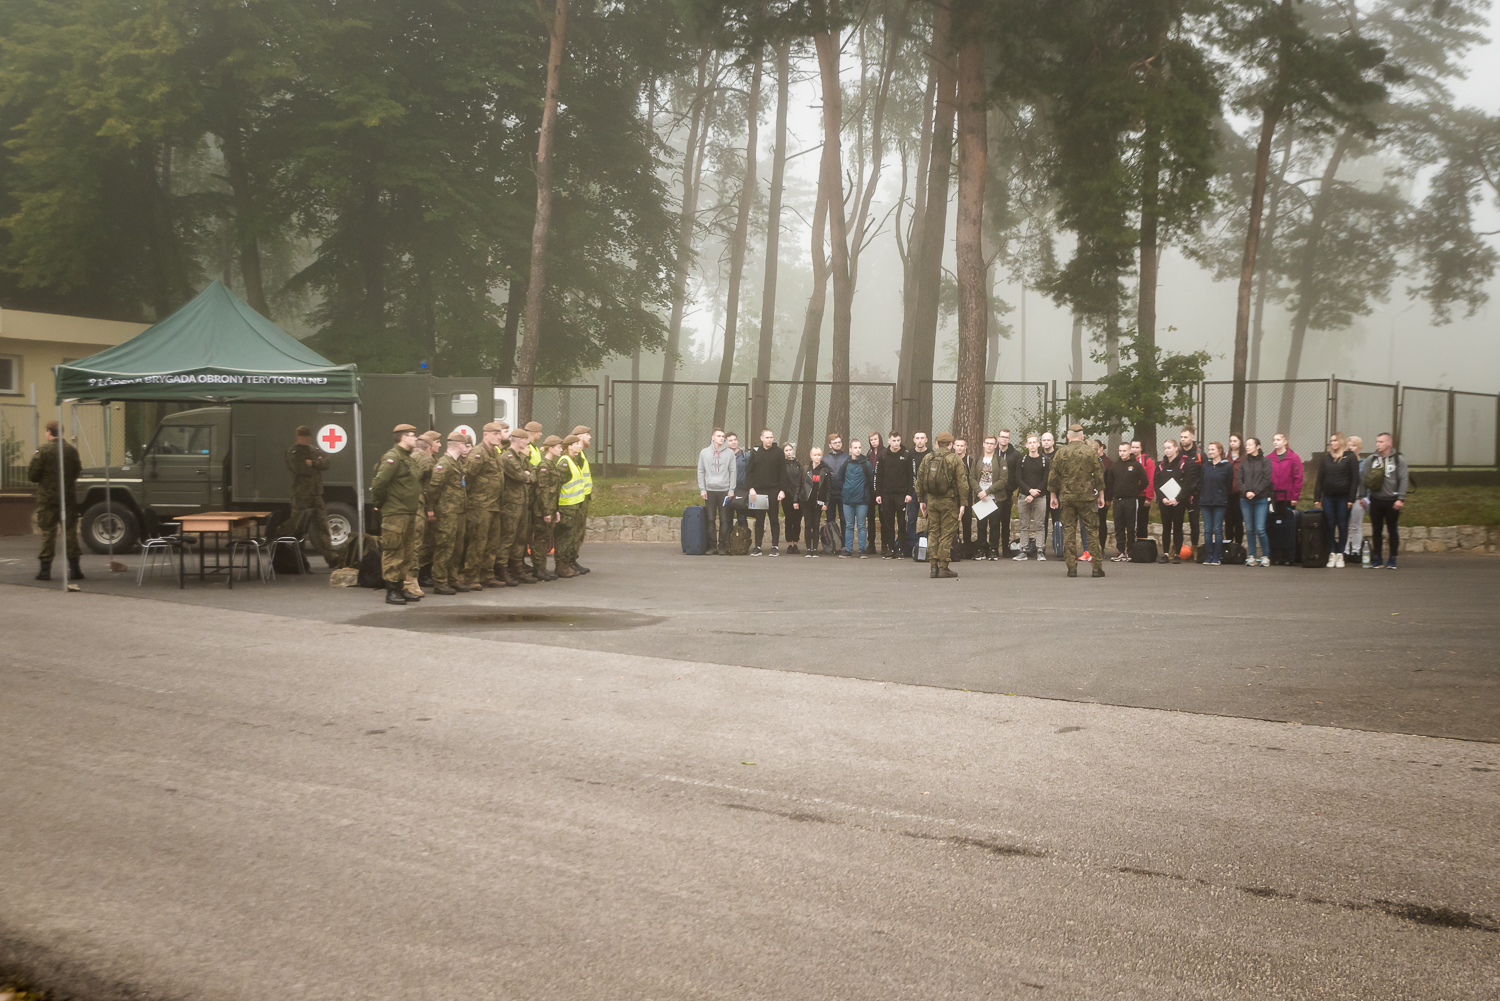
[698,429,738,555]
[1361,431,1409,569]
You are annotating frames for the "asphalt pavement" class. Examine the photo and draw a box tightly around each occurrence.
[2,538,1497,999]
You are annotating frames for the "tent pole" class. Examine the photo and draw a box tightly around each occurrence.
[58,400,68,592]
[105,403,113,565]
[354,403,365,562]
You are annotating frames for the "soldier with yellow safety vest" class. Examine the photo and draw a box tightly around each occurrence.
[555,432,592,576]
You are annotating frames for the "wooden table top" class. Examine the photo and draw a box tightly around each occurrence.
[172,511,273,530]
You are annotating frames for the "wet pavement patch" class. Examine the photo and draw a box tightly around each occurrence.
[348,605,663,633]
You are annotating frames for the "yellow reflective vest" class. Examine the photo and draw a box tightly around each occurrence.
[558,453,592,506]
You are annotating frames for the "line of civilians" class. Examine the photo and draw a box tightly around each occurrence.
[696,426,1411,566]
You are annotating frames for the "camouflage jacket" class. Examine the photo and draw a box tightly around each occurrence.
[28,438,81,505]
[371,446,423,514]
[500,448,535,505]
[286,443,329,500]
[465,444,504,513]
[917,447,970,506]
[532,456,566,519]
[425,452,469,518]
[1048,439,1103,501]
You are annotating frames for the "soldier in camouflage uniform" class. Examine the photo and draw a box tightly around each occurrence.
[500,428,538,584]
[566,426,593,574]
[530,434,566,580]
[413,429,441,586]
[371,424,424,604]
[1048,423,1107,578]
[28,419,82,580]
[280,425,341,567]
[917,431,970,579]
[463,422,507,588]
[553,434,589,578]
[520,420,544,571]
[425,430,472,594]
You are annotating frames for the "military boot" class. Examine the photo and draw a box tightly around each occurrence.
[929,563,940,579]
[401,584,423,601]
[516,561,540,584]
[571,561,590,574]
[1092,563,1106,578]
[68,558,85,580]
[540,558,558,582]
[418,563,435,588]
[502,562,521,587]
[482,574,505,588]
[1066,566,1078,577]
[385,582,408,605]
[555,563,579,579]
[35,560,51,581]
[434,582,458,595]
[937,565,958,578]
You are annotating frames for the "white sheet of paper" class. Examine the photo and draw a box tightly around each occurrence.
[972,497,998,520]
[748,493,770,510]
[1160,477,1182,501]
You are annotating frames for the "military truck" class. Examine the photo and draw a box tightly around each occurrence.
[76,375,517,553]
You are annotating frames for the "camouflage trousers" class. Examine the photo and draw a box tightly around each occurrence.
[431,511,466,586]
[1059,497,1095,570]
[533,517,555,567]
[36,504,80,561]
[926,500,959,568]
[556,504,585,564]
[418,514,436,568]
[462,509,499,582]
[501,497,530,564]
[279,497,338,563]
[380,512,419,584]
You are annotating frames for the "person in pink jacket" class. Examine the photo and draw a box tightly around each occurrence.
[1269,433,1304,507]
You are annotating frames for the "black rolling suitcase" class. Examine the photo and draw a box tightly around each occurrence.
[681,505,710,555]
[1268,502,1298,565]
[1298,510,1328,568]
[1129,539,1158,563]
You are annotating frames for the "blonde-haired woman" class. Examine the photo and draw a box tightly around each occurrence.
[1314,431,1360,567]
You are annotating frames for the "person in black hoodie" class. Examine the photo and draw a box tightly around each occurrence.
[1178,427,1203,550]
[1314,431,1360,567]
[996,429,1021,557]
[799,446,831,556]
[780,442,805,554]
[1156,439,1190,563]
[746,429,789,556]
[875,432,914,558]
[1013,433,1050,560]
[1105,441,1145,560]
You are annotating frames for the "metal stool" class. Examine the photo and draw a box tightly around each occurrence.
[136,532,182,586]
[228,522,271,587]
[265,510,315,581]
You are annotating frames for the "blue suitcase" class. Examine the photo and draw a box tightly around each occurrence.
[681,505,710,555]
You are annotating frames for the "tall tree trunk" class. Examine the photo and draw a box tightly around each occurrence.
[1070,315,1084,385]
[779,324,808,446]
[797,165,831,458]
[1136,125,1161,455]
[1277,127,1353,435]
[1247,126,1294,435]
[357,180,385,342]
[911,2,957,435]
[896,59,937,434]
[219,124,269,316]
[1230,103,1283,438]
[517,0,568,422]
[651,50,715,465]
[752,39,792,434]
[813,24,853,442]
[951,8,986,446]
[499,277,523,383]
[714,55,762,428]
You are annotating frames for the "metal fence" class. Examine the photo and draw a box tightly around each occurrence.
[761,381,896,450]
[0,401,127,491]
[606,380,749,469]
[1,401,39,490]
[526,385,604,467]
[917,381,1050,439]
[1201,379,1330,455]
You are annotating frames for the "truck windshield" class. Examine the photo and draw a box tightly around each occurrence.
[149,425,211,456]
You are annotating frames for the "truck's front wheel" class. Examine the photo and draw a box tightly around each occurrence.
[325,501,358,550]
[82,502,140,554]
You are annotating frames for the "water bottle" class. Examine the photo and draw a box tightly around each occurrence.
[1361,540,1372,568]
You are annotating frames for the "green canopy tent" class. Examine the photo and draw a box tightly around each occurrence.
[51,281,364,591]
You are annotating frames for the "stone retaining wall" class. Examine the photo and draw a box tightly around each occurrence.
[583,514,1500,553]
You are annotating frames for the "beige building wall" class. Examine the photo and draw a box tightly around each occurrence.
[0,308,149,406]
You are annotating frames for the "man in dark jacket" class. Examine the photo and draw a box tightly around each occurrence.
[996,429,1021,557]
[1179,427,1203,549]
[875,432,914,557]
[28,419,82,581]
[1106,441,1146,559]
[746,429,788,555]
[727,433,750,529]
[906,431,929,552]
[823,432,849,540]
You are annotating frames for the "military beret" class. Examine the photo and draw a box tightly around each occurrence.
[481,421,505,432]
[543,434,563,447]
[393,423,417,433]
[570,425,591,436]
[936,431,955,445]
[562,434,581,446]
[418,430,441,443]
[1068,423,1084,432]
[446,430,471,442]
[524,421,543,434]
[295,425,313,436]
[44,419,59,433]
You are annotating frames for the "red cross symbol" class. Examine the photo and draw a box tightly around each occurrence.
[321,428,343,449]
[317,423,348,453]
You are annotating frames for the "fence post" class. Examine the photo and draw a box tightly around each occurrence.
[1494,393,1500,469]
[1394,383,1402,453]
[1446,390,1456,469]
[1329,375,1338,439]
[601,376,610,480]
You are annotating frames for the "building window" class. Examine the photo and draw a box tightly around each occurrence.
[0,355,19,394]
[450,392,479,415]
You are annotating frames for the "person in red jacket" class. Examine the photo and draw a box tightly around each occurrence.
[1131,439,1156,544]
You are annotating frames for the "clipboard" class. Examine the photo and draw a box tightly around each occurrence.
[1160,477,1182,501]
[972,497,998,520]
[748,493,770,511]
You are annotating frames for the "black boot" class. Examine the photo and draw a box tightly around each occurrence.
[385,582,408,605]
[69,558,85,580]
[35,560,51,581]
[930,563,939,578]
[418,563,435,588]
[1092,563,1106,578]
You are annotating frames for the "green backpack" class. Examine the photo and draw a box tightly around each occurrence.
[920,452,952,497]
